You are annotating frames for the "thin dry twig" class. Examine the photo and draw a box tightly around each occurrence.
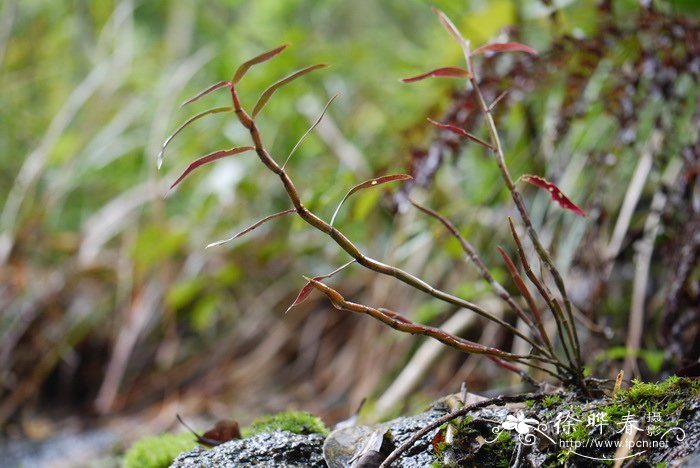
[378,392,547,467]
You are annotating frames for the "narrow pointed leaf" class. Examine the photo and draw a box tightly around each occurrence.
[181,81,231,107]
[498,247,529,298]
[169,146,254,191]
[498,246,551,351]
[433,8,468,49]
[472,42,538,56]
[433,8,471,67]
[157,107,232,169]
[206,208,295,248]
[521,175,586,216]
[427,118,494,150]
[232,44,288,85]
[285,260,356,314]
[330,174,412,227]
[252,64,329,118]
[401,67,471,83]
[283,93,339,169]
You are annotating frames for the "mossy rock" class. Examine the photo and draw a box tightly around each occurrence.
[243,410,329,437]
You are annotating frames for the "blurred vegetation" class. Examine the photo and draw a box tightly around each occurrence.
[0,0,699,454]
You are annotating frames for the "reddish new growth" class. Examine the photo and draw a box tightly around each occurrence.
[521,175,586,217]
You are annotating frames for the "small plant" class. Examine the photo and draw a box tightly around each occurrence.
[159,9,589,393]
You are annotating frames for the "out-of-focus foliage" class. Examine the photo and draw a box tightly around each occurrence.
[123,432,196,468]
[1,0,698,446]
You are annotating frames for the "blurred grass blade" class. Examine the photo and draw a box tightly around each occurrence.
[157,107,232,169]
[232,44,288,84]
[330,174,412,227]
[283,93,339,169]
[169,146,254,192]
[206,208,295,248]
[520,175,586,217]
[472,42,537,56]
[181,81,230,107]
[401,66,471,82]
[285,260,356,314]
[252,64,328,118]
[427,118,494,150]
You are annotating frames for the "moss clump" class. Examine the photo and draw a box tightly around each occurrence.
[542,394,562,408]
[123,432,196,468]
[243,410,329,437]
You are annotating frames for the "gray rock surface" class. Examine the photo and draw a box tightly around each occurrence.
[170,431,326,468]
[170,403,451,468]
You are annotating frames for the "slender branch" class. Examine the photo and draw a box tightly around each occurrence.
[228,84,554,359]
[379,392,547,467]
[507,217,575,369]
[410,200,534,330]
[467,74,582,374]
[307,279,565,378]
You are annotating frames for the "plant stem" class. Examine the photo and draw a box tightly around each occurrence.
[468,75,583,382]
[229,85,556,361]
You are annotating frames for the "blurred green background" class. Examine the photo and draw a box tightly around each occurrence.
[1,0,699,463]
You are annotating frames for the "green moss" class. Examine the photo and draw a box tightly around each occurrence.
[620,376,681,402]
[542,394,561,408]
[123,433,196,468]
[242,410,329,437]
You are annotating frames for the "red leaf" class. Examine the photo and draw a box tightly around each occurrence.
[206,209,295,248]
[330,174,412,226]
[521,175,586,216]
[472,42,538,56]
[252,64,329,118]
[157,106,232,169]
[169,146,254,192]
[232,44,288,85]
[427,118,494,150]
[285,260,356,314]
[401,67,471,83]
[181,81,231,107]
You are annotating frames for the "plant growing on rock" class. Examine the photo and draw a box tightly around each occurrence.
[159,9,590,393]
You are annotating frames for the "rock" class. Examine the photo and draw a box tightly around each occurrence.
[323,405,450,467]
[170,404,451,468]
[170,431,326,468]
